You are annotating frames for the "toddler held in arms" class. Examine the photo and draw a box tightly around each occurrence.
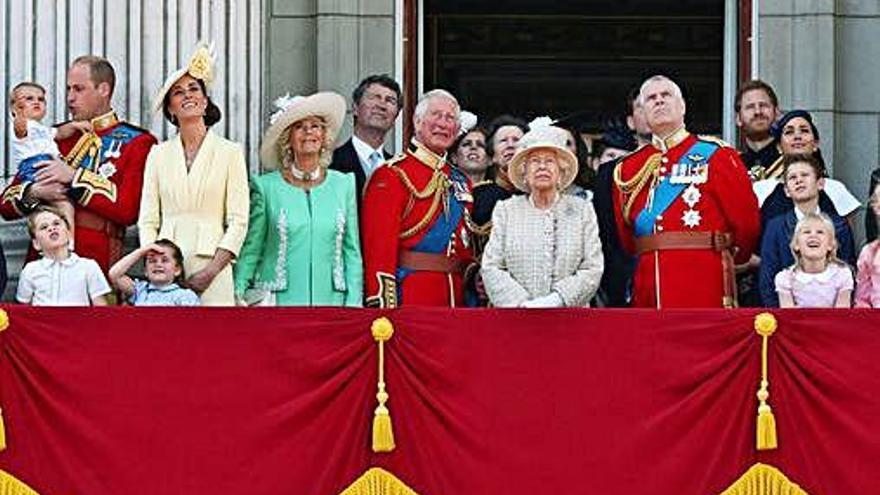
[9,82,92,244]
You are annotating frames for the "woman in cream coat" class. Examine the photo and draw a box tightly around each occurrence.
[138,43,249,305]
[481,125,603,307]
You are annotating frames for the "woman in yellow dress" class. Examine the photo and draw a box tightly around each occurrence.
[138,43,250,305]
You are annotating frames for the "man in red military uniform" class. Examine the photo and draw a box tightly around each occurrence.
[1,55,157,273]
[613,75,760,308]
[362,89,475,307]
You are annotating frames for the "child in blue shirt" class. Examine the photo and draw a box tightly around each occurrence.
[109,239,200,306]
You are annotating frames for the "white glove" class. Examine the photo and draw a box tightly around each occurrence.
[521,292,564,308]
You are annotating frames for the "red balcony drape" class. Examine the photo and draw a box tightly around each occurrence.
[0,307,877,494]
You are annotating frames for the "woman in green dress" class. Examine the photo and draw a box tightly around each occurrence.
[234,92,363,306]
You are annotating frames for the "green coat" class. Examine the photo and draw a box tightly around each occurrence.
[234,170,363,306]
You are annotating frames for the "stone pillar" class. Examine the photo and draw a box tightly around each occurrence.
[759,0,880,240]
[267,0,397,150]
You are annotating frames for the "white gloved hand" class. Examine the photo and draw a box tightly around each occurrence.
[520,292,564,308]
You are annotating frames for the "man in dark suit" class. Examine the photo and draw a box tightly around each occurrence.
[330,74,402,207]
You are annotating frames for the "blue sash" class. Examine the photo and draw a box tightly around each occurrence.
[633,140,719,237]
[396,167,469,298]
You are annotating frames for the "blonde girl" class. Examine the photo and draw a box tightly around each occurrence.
[775,212,853,308]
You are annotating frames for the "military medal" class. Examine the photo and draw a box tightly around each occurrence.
[452,179,472,203]
[681,209,702,228]
[669,162,688,184]
[105,140,122,159]
[98,162,117,178]
[682,184,701,208]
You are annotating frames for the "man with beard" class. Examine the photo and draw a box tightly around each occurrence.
[613,75,759,308]
[733,80,782,305]
[331,74,402,208]
[362,89,474,307]
[735,80,782,180]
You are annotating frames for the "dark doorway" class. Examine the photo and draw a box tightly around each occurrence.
[424,0,725,134]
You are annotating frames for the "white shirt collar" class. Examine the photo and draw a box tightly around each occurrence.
[794,204,821,221]
[351,135,385,168]
[38,252,79,268]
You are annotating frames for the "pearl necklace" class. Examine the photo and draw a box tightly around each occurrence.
[284,157,322,182]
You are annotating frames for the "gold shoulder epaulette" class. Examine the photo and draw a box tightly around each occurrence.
[698,134,733,148]
[384,153,407,168]
[362,153,407,191]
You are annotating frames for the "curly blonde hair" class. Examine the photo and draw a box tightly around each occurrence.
[275,116,334,170]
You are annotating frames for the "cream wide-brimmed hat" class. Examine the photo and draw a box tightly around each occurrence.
[258,92,346,170]
[508,125,578,192]
[152,41,216,114]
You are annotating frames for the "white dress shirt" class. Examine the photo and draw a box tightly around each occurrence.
[16,253,111,306]
[351,135,386,178]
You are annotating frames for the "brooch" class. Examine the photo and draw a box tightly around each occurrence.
[98,161,117,178]
[682,184,701,208]
[681,209,702,228]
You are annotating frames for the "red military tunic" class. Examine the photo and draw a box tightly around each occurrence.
[612,128,760,308]
[362,139,474,307]
[1,111,157,272]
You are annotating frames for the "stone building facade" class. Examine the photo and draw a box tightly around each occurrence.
[0,0,878,299]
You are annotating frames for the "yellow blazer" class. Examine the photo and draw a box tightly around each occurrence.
[138,130,250,305]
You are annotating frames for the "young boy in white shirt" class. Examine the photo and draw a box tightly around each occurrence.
[9,82,91,244]
[16,205,110,306]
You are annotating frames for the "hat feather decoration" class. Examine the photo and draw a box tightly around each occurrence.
[528,115,555,130]
[458,110,478,136]
[270,93,305,125]
[186,41,217,86]
[152,40,217,114]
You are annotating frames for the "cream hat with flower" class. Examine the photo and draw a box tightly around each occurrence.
[258,92,346,170]
[508,125,578,192]
[152,41,216,114]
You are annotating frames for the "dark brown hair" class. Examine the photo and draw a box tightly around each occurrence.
[162,77,222,127]
[735,79,779,112]
[782,153,825,180]
[152,238,188,286]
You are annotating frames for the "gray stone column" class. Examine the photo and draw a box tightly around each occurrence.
[267,0,397,150]
[759,0,880,240]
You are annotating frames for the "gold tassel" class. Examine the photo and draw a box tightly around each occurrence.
[753,313,778,451]
[372,409,395,454]
[0,408,6,452]
[0,309,8,452]
[757,401,777,450]
[371,318,396,453]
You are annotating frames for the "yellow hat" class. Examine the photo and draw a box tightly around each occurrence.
[152,41,216,114]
